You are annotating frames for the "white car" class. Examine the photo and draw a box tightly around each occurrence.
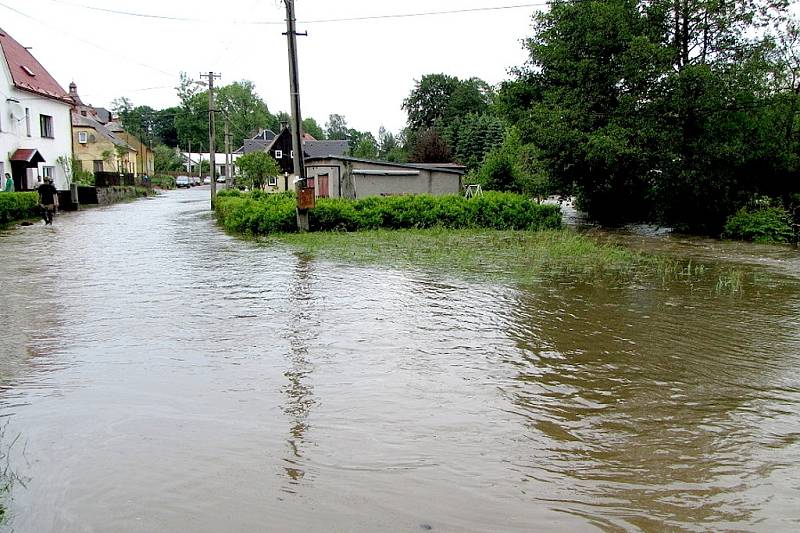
[216,176,226,183]
[203,177,211,185]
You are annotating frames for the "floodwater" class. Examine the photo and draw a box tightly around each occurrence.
[0,188,799,532]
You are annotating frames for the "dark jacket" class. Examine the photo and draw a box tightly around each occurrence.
[38,183,57,205]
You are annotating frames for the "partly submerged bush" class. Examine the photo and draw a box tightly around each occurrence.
[215,191,562,235]
[0,192,39,226]
[722,205,794,243]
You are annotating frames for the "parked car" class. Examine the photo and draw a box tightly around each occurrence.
[191,177,200,186]
[176,176,190,188]
[203,176,211,185]
[216,175,226,183]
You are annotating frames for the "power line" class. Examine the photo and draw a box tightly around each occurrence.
[33,0,553,25]
[0,1,177,78]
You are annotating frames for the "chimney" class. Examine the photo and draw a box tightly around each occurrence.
[69,81,84,107]
[280,120,289,131]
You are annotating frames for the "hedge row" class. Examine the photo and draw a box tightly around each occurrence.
[0,192,39,226]
[215,190,562,235]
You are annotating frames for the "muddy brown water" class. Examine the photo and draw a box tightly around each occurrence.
[0,188,799,532]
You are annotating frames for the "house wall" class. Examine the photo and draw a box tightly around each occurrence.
[306,159,462,199]
[72,126,118,173]
[0,63,72,190]
[116,132,154,176]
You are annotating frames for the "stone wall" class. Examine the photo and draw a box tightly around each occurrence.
[96,186,146,206]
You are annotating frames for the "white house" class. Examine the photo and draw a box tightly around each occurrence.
[181,152,241,177]
[0,27,73,191]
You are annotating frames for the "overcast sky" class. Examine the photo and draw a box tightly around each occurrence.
[1,0,542,137]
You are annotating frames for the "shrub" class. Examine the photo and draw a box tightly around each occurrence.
[151,175,176,189]
[722,205,794,243]
[0,192,39,226]
[216,191,562,236]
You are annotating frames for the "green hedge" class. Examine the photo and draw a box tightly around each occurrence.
[151,175,176,189]
[215,190,562,235]
[0,192,39,226]
[722,206,794,243]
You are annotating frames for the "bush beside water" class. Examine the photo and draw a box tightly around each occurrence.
[215,190,562,235]
[0,192,39,227]
[722,205,795,243]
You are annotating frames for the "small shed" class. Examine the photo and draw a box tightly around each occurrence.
[305,156,465,199]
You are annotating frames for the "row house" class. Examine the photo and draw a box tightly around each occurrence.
[69,83,153,176]
[0,27,73,191]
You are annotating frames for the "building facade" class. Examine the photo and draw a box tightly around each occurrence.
[0,28,73,190]
[305,156,465,199]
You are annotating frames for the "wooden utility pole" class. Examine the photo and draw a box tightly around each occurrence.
[224,117,232,188]
[284,0,309,231]
[201,71,222,207]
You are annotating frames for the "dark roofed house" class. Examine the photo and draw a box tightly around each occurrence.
[0,27,73,190]
[234,129,277,154]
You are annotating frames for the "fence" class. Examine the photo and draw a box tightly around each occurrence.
[95,172,135,187]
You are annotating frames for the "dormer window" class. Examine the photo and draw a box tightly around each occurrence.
[21,65,35,76]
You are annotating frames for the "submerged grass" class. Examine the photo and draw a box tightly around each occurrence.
[271,228,645,284]
[267,227,758,294]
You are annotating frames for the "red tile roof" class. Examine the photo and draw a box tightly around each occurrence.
[0,28,71,103]
[10,148,45,163]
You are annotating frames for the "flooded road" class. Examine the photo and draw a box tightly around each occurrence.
[1,188,799,532]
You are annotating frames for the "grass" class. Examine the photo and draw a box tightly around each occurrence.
[261,227,756,294]
[268,228,645,284]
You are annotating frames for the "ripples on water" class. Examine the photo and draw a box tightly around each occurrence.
[0,189,799,532]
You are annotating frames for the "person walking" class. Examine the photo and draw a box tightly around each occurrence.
[37,177,58,225]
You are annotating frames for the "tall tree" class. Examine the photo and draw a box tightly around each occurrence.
[411,128,452,163]
[325,114,349,140]
[216,80,278,148]
[302,117,325,139]
[502,0,793,230]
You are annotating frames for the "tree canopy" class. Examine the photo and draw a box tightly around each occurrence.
[498,0,798,231]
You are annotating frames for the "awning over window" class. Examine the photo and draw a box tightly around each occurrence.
[10,148,45,164]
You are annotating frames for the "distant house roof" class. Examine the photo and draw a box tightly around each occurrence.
[303,133,316,141]
[234,129,277,153]
[72,112,135,151]
[236,139,271,154]
[303,140,349,159]
[0,28,71,103]
[93,107,112,124]
[305,155,467,175]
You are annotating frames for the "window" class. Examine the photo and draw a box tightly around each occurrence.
[42,166,54,180]
[93,160,103,173]
[40,115,54,138]
[274,149,283,159]
[78,131,88,144]
[268,176,277,187]
[25,108,30,137]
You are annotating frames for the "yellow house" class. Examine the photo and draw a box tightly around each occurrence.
[109,124,154,176]
[69,82,137,174]
[71,112,135,174]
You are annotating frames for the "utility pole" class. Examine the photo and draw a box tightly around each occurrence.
[224,117,232,189]
[201,71,221,207]
[187,140,192,176]
[284,0,309,231]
